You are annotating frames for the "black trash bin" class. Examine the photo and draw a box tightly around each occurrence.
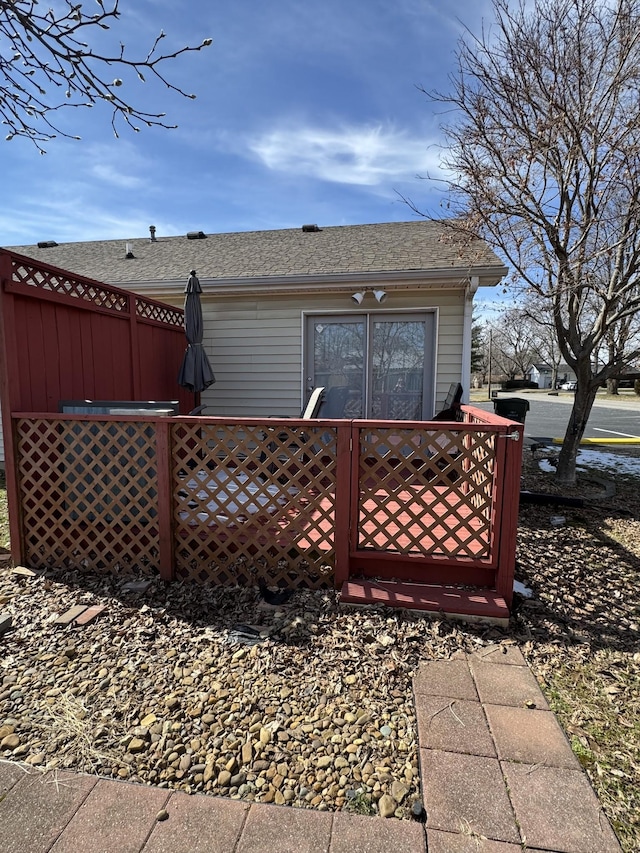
[493,397,530,424]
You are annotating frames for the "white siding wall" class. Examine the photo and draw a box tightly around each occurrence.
[198,288,465,417]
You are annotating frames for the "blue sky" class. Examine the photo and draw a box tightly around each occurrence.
[2,0,503,311]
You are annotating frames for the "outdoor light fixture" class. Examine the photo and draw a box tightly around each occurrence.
[351,289,388,304]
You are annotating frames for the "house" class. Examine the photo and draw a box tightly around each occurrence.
[527,363,552,389]
[6,220,507,427]
[527,363,577,390]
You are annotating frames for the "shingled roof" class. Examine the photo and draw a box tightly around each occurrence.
[6,220,506,288]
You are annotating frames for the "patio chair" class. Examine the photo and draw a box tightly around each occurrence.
[301,386,325,418]
[258,387,325,481]
[432,383,463,421]
[317,385,350,418]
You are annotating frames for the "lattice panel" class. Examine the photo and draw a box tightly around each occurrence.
[136,297,184,327]
[171,421,338,588]
[16,418,160,574]
[12,261,129,313]
[356,427,497,558]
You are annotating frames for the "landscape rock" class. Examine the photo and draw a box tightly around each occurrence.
[378,794,397,818]
[0,564,490,819]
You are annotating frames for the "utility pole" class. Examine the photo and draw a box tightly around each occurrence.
[487,328,493,401]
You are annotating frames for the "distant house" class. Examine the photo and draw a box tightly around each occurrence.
[527,362,577,390]
[7,220,507,428]
[527,363,553,389]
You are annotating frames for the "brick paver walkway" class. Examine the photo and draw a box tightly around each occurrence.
[0,648,622,853]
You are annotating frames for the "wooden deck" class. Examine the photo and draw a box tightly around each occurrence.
[340,579,510,625]
[10,411,523,620]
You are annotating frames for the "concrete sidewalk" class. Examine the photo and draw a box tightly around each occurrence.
[0,649,622,853]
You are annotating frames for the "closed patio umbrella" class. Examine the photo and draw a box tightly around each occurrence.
[178,270,216,394]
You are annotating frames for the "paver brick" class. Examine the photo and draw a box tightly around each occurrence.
[484,705,579,768]
[75,604,106,625]
[413,660,478,700]
[420,749,520,844]
[54,605,88,625]
[502,761,622,853]
[330,812,426,853]
[51,778,168,853]
[414,695,496,757]
[236,803,333,853]
[0,769,96,853]
[426,828,523,852]
[143,790,248,853]
[469,660,549,709]
[0,759,26,796]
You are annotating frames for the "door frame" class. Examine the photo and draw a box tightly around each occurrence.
[302,308,438,419]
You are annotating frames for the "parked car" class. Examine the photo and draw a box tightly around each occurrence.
[560,380,577,391]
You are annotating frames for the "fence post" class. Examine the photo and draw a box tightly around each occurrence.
[495,424,524,605]
[0,254,25,565]
[333,421,353,588]
[155,419,175,581]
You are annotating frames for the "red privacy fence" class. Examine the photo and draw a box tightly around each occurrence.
[0,250,191,413]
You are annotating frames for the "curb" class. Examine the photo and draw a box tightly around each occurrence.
[552,437,640,445]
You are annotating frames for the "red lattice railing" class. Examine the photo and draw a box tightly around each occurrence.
[136,297,184,327]
[11,409,522,600]
[15,417,161,574]
[171,420,339,588]
[355,425,496,558]
[11,259,130,313]
[8,254,184,328]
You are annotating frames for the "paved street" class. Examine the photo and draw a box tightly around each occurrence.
[473,392,640,442]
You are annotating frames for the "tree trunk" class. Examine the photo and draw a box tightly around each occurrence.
[555,385,598,485]
[606,378,619,395]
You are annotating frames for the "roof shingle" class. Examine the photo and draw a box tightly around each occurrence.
[6,220,505,285]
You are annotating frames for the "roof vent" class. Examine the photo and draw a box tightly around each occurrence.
[149,225,157,242]
[186,231,207,240]
[302,224,321,232]
[37,240,58,248]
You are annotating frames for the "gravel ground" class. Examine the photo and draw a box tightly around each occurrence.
[0,563,505,819]
[0,445,638,841]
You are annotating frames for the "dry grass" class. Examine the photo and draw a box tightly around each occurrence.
[514,448,640,851]
[38,692,123,773]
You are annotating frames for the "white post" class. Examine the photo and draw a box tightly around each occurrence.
[461,276,479,402]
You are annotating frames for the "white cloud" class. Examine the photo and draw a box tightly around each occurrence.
[248,123,443,186]
[90,163,146,190]
[0,197,178,244]
[79,141,149,189]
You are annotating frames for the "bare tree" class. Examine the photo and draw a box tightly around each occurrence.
[490,307,537,381]
[1,0,212,151]
[521,298,564,389]
[424,0,640,483]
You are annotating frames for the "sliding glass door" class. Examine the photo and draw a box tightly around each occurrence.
[305,312,436,419]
